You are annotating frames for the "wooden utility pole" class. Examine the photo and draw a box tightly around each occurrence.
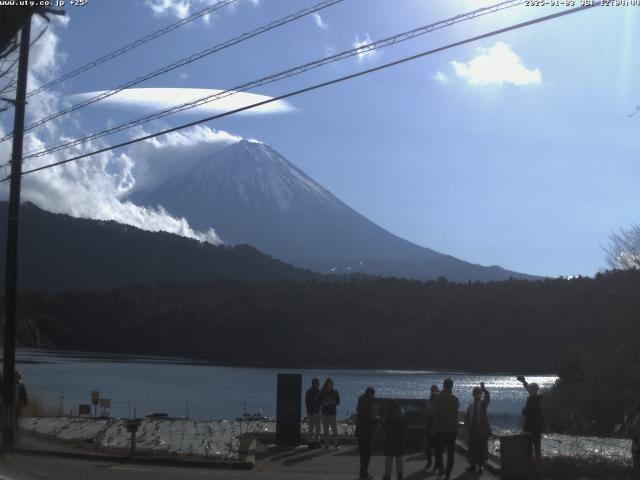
[2,16,31,451]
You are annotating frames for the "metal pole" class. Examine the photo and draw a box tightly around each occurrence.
[130,429,136,456]
[2,17,32,452]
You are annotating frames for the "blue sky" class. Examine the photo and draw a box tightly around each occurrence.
[2,0,639,277]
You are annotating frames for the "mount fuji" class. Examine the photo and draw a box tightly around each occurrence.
[130,140,535,281]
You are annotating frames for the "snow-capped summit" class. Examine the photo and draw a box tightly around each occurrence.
[131,140,535,281]
[175,140,344,213]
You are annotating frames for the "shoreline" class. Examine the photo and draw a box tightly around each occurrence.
[16,348,557,376]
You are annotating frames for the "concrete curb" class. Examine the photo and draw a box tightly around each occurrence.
[14,447,254,470]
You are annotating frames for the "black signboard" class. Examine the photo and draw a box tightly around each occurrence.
[275,373,302,446]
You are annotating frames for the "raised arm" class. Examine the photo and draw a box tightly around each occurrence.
[517,375,530,392]
[480,382,490,407]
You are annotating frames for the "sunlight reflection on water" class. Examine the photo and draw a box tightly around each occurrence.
[17,349,556,429]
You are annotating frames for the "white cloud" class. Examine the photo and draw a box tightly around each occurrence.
[1,124,224,244]
[145,0,191,18]
[312,12,327,29]
[145,0,259,19]
[68,88,294,116]
[126,125,242,194]
[450,42,542,87]
[0,19,230,245]
[353,33,376,61]
[432,71,448,85]
[25,15,71,142]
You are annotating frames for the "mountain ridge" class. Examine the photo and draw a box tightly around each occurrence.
[131,140,537,282]
[0,201,327,290]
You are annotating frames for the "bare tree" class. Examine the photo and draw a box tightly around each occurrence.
[606,224,640,270]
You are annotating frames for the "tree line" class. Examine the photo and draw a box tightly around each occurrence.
[10,269,640,435]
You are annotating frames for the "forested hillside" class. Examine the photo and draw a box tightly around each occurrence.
[15,270,639,372]
[0,202,322,289]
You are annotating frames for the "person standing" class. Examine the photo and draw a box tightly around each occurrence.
[631,403,640,476]
[305,378,322,449]
[319,378,340,451]
[465,382,491,473]
[423,384,439,471]
[382,401,407,480]
[432,378,460,480]
[517,375,543,464]
[15,371,28,430]
[355,387,376,480]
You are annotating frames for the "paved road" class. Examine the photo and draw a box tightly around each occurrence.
[0,447,494,480]
[256,445,493,479]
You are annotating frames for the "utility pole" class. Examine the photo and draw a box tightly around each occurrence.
[2,16,32,451]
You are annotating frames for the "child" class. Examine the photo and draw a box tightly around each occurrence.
[382,401,408,480]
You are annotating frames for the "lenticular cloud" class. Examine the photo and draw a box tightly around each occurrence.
[68,88,294,116]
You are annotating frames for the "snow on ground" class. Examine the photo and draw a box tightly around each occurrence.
[21,417,111,442]
[20,417,272,459]
[21,418,631,463]
[19,417,354,460]
[489,430,632,463]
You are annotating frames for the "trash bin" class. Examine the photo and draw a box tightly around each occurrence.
[499,432,533,480]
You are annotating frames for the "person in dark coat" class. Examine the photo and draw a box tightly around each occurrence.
[382,401,407,480]
[631,403,640,475]
[305,378,322,449]
[355,387,376,480]
[15,371,28,430]
[465,382,491,472]
[518,376,543,464]
[423,384,439,471]
[319,378,341,450]
[432,378,460,480]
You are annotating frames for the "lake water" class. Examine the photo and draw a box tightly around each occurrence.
[17,349,556,430]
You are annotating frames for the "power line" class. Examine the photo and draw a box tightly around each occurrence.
[0,0,346,143]
[0,29,47,97]
[22,0,526,161]
[3,2,599,182]
[0,84,17,97]
[25,0,238,98]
